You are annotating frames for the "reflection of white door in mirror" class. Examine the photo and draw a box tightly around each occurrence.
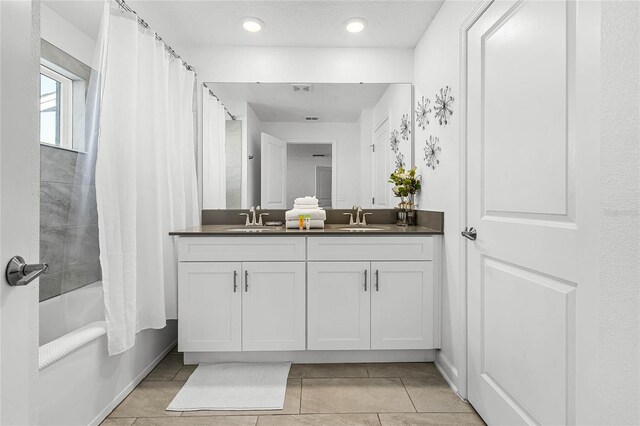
[372,117,389,208]
[315,166,332,208]
[261,133,287,208]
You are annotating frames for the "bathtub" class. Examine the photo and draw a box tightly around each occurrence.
[39,282,177,425]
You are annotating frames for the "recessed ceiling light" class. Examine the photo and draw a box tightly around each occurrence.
[345,18,366,33]
[241,17,264,33]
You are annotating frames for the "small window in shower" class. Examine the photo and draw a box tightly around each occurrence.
[40,65,73,149]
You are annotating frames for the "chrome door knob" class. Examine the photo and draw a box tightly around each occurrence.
[461,227,477,241]
[5,256,48,286]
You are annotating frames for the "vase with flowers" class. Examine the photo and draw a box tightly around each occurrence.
[389,166,421,226]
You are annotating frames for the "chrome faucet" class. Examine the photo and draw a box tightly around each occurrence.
[362,212,372,226]
[345,206,372,226]
[239,206,261,226]
[257,211,269,226]
[342,212,355,225]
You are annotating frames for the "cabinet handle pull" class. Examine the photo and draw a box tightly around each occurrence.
[233,271,238,292]
[364,269,368,291]
[244,270,249,292]
[375,269,379,291]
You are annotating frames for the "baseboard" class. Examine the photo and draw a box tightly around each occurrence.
[435,351,465,400]
[184,349,436,365]
[88,338,177,426]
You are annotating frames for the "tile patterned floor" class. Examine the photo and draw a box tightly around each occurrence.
[102,348,485,426]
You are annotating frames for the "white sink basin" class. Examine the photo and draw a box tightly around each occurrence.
[226,227,277,232]
[341,227,387,232]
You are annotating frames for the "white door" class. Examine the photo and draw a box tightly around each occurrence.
[371,118,389,208]
[242,262,306,351]
[1,2,40,424]
[307,262,370,350]
[261,133,287,209]
[178,262,242,352]
[315,166,332,208]
[371,262,434,350]
[467,1,585,424]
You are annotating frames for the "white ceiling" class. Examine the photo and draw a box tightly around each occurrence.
[43,1,443,49]
[208,83,402,122]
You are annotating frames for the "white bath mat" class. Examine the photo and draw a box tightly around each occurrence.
[167,362,291,411]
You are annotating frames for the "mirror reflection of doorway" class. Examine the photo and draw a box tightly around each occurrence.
[286,143,333,209]
[315,165,332,209]
[261,134,335,209]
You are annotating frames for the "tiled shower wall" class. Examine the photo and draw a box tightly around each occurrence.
[40,144,101,301]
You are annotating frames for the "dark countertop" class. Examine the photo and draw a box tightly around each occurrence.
[169,223,443,236]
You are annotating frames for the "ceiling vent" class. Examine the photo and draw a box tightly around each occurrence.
[305,116,319,121]
[292,84,313,93]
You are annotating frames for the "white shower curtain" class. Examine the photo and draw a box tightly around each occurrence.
[94,1,199,355]
[202,91,227,208]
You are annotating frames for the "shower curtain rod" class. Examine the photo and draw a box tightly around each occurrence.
[114,0,196,73]
[203,83,237,121]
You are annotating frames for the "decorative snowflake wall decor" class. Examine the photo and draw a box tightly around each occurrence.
[424,135,441,170]
[390,129,400,153]
[415,96,431,130]
[400,114,411,140]
[434,86,454,125]
[395,152,405,169]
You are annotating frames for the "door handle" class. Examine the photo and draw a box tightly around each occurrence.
[461,227,477,241]
[364,269,368,291]
[233,271,238,292]
[244,270,248,292]
[375,269,379,291]
[6,256,48,286]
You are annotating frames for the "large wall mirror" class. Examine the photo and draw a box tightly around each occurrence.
[202,83,413,210]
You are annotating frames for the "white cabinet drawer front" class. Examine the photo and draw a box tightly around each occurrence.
[178,262,242,352]
[307,262,371,350]
[307,237,434,261]
[242,262,306,351]
[179,237,305,261]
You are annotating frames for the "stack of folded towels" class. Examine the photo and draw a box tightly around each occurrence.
[285,196,326,229]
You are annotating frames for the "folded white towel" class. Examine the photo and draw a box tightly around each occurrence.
[286,220,325,229]
[285,209,327,221]
[294,196,319,206]
[293,204,323,210]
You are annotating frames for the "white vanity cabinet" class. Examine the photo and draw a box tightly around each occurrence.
[177,234,440,356]
[370,261,434,350]
[307,237,439,351]
[178,262,242,352]
[178,237,306,352]
[307,262,371,350]
[241,262,306,351]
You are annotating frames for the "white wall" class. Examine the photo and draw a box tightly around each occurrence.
[41,4,96,68]
[371,84,413,207]
[185,46,413,84]
[246,104,262,208]
[412,0,482,395]
[260,122,361,209]
[286,144,332,208]
[358,110,373,208]
[224,101,250,208]
[598,1,639,423]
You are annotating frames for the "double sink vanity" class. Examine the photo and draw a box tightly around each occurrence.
[170,209,443,364]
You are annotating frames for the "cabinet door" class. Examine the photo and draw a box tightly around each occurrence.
[307,262,371,350]
[242,262,306,351]
[178,262,242,352]
[371,261,434,350]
